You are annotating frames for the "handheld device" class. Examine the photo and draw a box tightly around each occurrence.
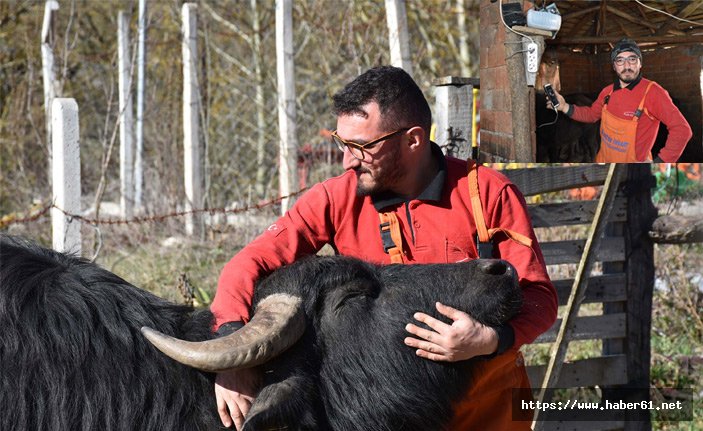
[544,84,559,108]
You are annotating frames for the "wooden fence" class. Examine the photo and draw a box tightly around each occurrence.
[504,164,657,431]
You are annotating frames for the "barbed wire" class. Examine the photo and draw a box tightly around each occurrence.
[0,187,309,229]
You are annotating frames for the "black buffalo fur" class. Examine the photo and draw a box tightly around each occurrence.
[1,235,522,431]
[0,235,225,430]
[246,255,523,431]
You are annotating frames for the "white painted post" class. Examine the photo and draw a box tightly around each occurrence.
[385,0,413,76]
[41,0,59,175]
[457,0,471,77]
[276,0,298,214]
[135,0,147,210]
[433,77,478,161]
[182,3,202,236]
[51,98,81,255]
[118,11,134,219]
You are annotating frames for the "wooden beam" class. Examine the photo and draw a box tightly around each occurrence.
[526,355,628,391]
[551,274,628,305]
[596,0,607,37]
[502,165,610,196]
[533,313,627,344]
[562,5,600,20]
[613,15,635,39]
[622,164,657,429]
[649,214,703,244]
[534,163,625,427]
[549,35,703,45]
[655,1,703,36]
[528,198,627,228]
[605,4,658,30]
[504,29,533,161]
[541,237,625,265]
[676,0,703,18]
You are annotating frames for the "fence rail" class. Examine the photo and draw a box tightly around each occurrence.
[509,164,656,431]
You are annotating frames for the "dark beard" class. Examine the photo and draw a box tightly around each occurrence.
[354,146,404,197]
[619,70,639,83]
[355,169,374,197]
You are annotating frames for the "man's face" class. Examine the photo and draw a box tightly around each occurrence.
[337,102,406,196]
[613,50,641,84]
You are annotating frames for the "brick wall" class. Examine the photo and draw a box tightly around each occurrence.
[479,0,514,161]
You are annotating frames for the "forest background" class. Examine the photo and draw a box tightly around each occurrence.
[0,0,479,221]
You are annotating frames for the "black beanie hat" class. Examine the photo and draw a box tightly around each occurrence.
[611,38,642,62]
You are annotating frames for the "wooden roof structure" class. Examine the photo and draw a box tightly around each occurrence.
[541,0,703,53]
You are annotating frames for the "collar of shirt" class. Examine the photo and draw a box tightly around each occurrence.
[371,142,447,211]
[613,73,643,91]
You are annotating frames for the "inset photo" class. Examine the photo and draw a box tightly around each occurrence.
[480,0,703,162]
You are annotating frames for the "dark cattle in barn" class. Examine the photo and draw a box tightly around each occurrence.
[1,234,522,431]
[536,92,600,162]
[650,95,697,161]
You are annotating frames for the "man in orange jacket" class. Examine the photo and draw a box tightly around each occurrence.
[212,66,557,430]
[548,38,692,163]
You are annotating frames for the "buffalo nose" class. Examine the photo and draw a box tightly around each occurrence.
[478,259,510,276]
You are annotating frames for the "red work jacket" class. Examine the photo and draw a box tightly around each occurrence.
[570,76,691,162]
[212,148,557,350]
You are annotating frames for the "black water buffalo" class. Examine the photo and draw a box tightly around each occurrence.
[0,235,223,430]
[0,234,522,430]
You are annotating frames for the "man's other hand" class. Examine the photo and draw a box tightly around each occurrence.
[404,302,498,362]
[215,367,261,429]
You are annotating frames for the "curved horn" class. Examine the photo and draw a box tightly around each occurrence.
[141,293,305,372]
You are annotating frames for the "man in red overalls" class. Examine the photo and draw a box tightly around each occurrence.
[211,66,557,430]
[548,38,692,162]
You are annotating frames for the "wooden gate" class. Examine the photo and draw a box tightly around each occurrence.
[504,164,657,431]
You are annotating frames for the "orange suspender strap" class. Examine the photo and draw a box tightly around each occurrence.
[379,212,405,264]
[378,162,535,264]
[469,163,490,244]
[605,81,655,119]
[633,81,655,119]
[468,163,533,258]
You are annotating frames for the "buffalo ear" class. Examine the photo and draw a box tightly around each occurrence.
[244,375,322,431]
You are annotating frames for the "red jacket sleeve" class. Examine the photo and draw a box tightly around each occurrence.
[488,184,558,348]
[210,183,335,328]
[646,84,692,162]
[570,86,610,124]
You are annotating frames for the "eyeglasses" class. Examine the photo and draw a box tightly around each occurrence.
[331,128,409,160]
[614,56,639,66]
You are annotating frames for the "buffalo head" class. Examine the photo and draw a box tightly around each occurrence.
[143,255,522,430]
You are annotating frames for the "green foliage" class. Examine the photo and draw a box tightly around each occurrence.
[653,167,703,203]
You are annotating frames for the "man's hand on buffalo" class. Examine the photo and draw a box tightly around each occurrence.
[215,367,262,429]
[404,302,499,362]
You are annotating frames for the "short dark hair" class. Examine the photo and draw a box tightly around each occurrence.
[332,66,432,134]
